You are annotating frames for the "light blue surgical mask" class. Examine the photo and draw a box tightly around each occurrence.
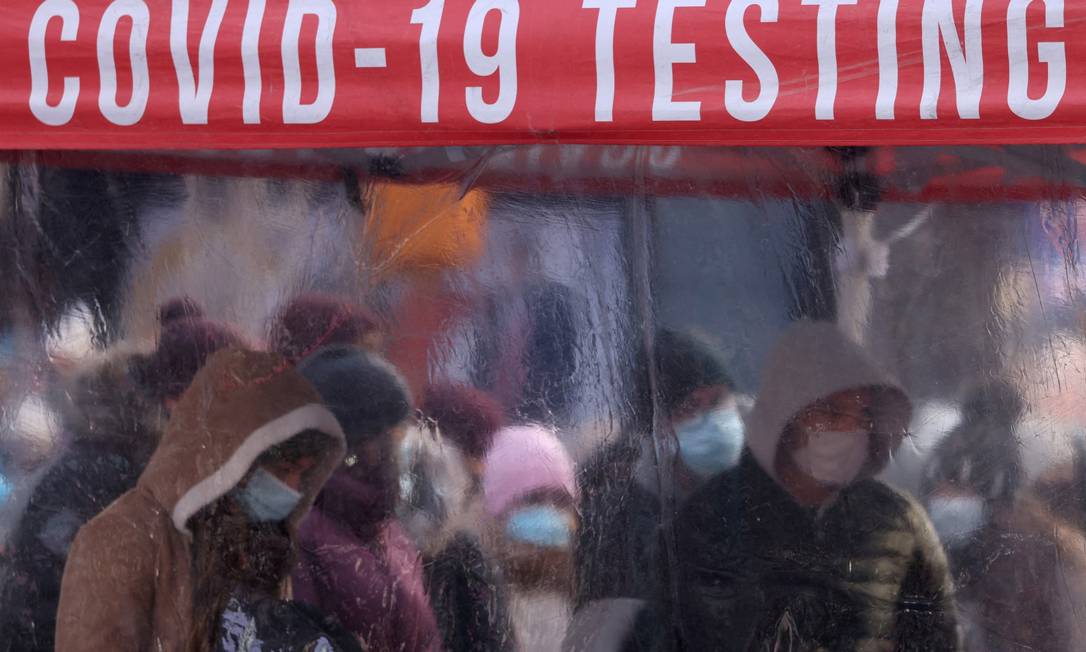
[676,407,745,478]
[235,467,303,523]
[927,495,986,546]
[505,504,573,549]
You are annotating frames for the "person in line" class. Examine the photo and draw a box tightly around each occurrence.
[422,382,505,490]
[187,429,361,652]
[482,424,580,652]
[293,345,442,652]
[675,320,959,651]
[923,381,1086,652]
[55,348,347,651]
[0,300,244,652]
[419,382,515,652]
[571,329,742,651]
[1031,434,1086,532]
[397,411,472,551]
[269,292,382,364]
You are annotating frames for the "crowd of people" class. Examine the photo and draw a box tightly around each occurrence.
[0,291,1082,651]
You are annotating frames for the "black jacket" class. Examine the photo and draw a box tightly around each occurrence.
[674,321,957,652]
[425,532,516,652]
[573,434,675,652]
[676,452,958,652]
[0,441,141,652]
[215,591,363,652]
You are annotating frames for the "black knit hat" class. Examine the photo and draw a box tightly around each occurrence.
[961,380,1025,424]
[297,345,411,446]
[655,329,734,412]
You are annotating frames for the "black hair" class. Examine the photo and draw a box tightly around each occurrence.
[654,329,735,413]
[186,499,293,652]
[256,429,329,467]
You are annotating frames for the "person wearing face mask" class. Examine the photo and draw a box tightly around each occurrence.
[0,299,245,652]
[572,329,740,651]
[482,424,579,652]
[55,348,349,652]
[674,320,960,652]
[292,345,442,652]
[186,430,363,652]
[922,381,1086,652]
[416,382,516,652]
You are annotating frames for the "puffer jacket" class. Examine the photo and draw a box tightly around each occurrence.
[674,321,959,652]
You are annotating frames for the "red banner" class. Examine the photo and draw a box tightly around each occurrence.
[0,0,1081,149]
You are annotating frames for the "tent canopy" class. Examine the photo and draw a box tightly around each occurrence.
[2,0,1082,149]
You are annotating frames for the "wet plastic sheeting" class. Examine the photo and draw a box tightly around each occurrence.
[0,146,1084,651]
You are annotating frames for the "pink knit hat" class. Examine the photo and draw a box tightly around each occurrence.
[482,425,578,518]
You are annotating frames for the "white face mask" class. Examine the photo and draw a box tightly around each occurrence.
[927,495,986,546]
[790,429,869,487]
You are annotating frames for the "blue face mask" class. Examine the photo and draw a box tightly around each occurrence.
[504,504,573,549]
[0,473,11,504]
[676,407,745,478]
[235,468,303,523]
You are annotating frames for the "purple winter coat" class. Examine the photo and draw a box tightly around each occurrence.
[293,469,442,652]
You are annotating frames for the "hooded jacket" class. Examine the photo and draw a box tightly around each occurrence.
[55,349,346,652]
[947,495,1086,652]
[675,321,958,652]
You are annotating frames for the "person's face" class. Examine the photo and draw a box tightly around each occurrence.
[492,498,579,590]
[347,423,405,472]
[357,331,384,353]
[347,437,395,484]
[343,423,407,514]
[780,390,875,491]
[792,390,874,439]
[466,455,485,483]
[261,455,318,491]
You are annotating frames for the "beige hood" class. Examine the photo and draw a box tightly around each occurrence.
[745,320,912,482]
[138,347,345,533]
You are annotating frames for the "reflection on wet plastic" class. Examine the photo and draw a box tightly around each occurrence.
[0,146,1084,651]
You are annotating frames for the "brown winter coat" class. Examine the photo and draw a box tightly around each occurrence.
[55,348,346,652]
[953,495,1086,652]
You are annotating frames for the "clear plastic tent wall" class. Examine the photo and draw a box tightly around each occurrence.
[0,145,1084,652]
[4,1,1086,651]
